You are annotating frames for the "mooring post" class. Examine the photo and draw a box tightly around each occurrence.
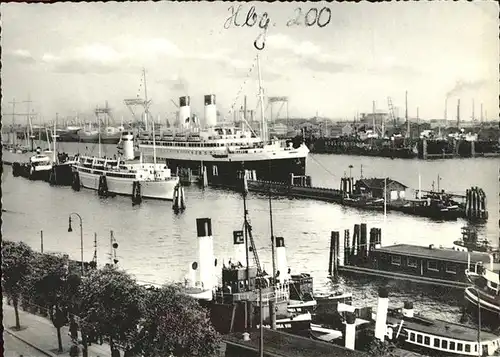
[328,232,335,276]
[360,223,367,259]
[344,229,350,265]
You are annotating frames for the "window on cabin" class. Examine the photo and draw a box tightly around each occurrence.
[465,344,471,352]
[449,341,455,350]
[446,263,457,274]
[434,338,440,348]
[408,257,418,268]
[424,336,430,345]
[417,334,423,344]
[409,332,415,342]
[457,343,463,351]
[428,260,439,271]
[391,256,402,266]
[441,340,448,349]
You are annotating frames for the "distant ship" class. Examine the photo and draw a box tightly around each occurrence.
[138,56,309,187]
[77,126,124,144]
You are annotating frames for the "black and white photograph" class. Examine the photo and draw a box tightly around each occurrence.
[1,1,499,356]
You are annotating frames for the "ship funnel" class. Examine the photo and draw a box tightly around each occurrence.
[402,301,414,318]
[196,218,214,290]
[375,287,389,341]
[275,237,289,284]
[232,230,246,267]
[204,94,217,127]
[179,96,191,129]
[121,131,135,160]
[344,312,356,350]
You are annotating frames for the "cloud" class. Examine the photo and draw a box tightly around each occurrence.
[40,38,183,74]
[6,49,36,64]
[266,34,422,77]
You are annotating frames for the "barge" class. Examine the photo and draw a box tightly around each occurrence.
[327,223,499,290]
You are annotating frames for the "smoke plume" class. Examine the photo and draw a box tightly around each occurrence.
[446,79,487,98]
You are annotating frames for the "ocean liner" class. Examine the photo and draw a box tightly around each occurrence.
[138,55,309,186]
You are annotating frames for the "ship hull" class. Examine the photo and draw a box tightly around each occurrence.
[76,170,179,200]
[139,143,308,186]
[170,157,306,186]
[464,287,500,324]
[48,163,75,186]
[12,163,51,181]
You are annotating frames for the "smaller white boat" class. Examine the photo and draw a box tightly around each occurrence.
[27,149,53,180]
[73,156,179,200]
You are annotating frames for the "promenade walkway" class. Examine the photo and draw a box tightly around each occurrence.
[3,302,111,357]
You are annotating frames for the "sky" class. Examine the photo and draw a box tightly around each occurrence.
[1,1,498,125]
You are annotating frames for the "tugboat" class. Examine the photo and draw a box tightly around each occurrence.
[465,264,500,324]
[12,147,52,181]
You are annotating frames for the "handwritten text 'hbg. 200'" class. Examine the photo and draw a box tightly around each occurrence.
[224,5,332,30]
[224,5,332,50]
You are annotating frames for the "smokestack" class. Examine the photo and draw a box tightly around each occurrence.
[344,312,356,350]
[472,99,475,122]
[444,97,448,127]
[402,301,414,318]
[480,103,484,123]
[405,91,409,139]
[179,96,191,129]
[121,131,135,160]
[275,237,288,284]
[457,99,461,128]
[232,230,246,266]
[196,218,214,290]
[204,94,217,127]
[374,287,389,341]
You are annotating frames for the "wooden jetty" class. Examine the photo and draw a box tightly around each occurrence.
[245,174,488,221]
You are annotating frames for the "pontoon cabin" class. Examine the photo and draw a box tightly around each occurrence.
[368,244,494,283]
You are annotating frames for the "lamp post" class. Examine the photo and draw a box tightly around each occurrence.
[68,212,84,275]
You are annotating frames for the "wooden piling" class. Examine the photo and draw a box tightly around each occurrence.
[352,224,360,258]
[328,231,340,277]
[344,229,350,266]
[360,223,367,258]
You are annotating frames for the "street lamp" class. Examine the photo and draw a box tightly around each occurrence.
[68,212,84,275]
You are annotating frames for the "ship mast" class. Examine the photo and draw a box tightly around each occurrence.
[143,67,149,133]
[256,54,266,144]
[268,162,276,281]
[53,113,58,163]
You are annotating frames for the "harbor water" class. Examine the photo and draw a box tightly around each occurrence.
[2,141,499,325]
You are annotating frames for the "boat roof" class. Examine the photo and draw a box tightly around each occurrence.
[386,314,500,342]
[224,328,367,357]
[375,244,492,264]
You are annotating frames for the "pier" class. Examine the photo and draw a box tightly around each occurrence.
[245,173,488,222]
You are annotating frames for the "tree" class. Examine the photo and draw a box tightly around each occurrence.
[78,265,144,356]
[25,252,72,352]
[136,285,221,357]
[1,240,35,330]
